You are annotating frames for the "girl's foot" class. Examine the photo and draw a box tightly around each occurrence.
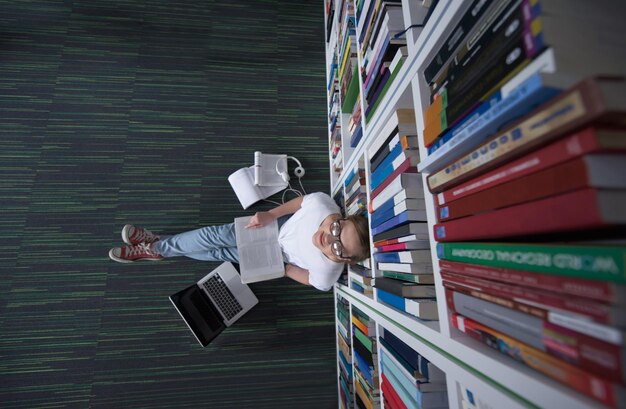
[108,243,163,263]
[121,224,160,245]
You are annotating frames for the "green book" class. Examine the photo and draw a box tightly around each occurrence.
[381,270,435,284]
[353,326,373,353]
[341,64,360,113]
[437,242,626,283]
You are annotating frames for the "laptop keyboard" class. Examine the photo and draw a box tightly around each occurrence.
[202,275,243,321]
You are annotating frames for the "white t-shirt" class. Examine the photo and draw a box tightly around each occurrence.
[278,192,344,291]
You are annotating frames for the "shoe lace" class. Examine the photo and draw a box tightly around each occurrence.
[134,228,150,241]
[128,243,158,257]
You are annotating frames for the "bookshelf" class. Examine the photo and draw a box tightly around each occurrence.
[325,0,625,408]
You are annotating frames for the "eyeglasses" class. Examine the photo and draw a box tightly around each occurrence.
[330,219,348,259]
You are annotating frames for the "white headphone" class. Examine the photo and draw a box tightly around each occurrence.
[276,156,305,183]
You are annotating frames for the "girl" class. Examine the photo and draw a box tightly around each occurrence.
[109,192,370,291]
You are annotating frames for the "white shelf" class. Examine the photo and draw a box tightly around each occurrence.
[327,1,615,408]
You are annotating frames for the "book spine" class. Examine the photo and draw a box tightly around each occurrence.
[371,174,423,211]
[439,259,626,303]
[351,314,370,336]
[441,271,619,327]
[371,155,418,193]
[429,1,540,128]
[433,188,607,242]
[376,242,414,252]
[353,326,374,353]
[451,313,623,408]
[377,288,406,311]
[426,77,620,192]
[437,242,626,284]
[371,151,418,191]
[423,0,494,84]
[381,373,408,409]
[426,45,558,154]
[436,155,593,222]
[381,363,417,409]
[371,212,411,236]
[435,127,613,205]
[446,289,626,382]
[380,350,421,407]
[365,58,405,122]
[382,271,436,284]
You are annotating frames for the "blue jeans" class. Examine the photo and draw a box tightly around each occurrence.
[152,216,290,263]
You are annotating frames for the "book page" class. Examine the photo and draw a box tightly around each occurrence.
[234,216,285,283]
[254,153,289,187]
[228,167,264,210]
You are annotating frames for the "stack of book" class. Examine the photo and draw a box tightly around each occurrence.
[344,161,367,216]
[379,327,448,408]
[352,306,380,408]
[325,0,335,43]
[357,0,407,122]
[373,277,438,321]
[440,243,626,408]
[338,0,362,152]
[336,293,354,409]
[349,94,363,147]
[419,0,626,172]
[350,263,374,298]
[367,109,437,320]
[416,1,626,405]
[329,58,343,179]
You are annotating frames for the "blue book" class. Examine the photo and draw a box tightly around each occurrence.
[381,348,448,407]
[376,288,406,311]
[353,348,374,387]
[370,142,402,185]
[350,123,363,147]
[373,250,429,263]
[344,167,357,188]
[419,65,562,173]
[381,328,444,381]
[370,205,396,228]
[371,211,409,235]
[371,210,426,235]
[380,349,420,408]
[338,349,353,379]
[381,363,419,409]
[370,150,418,191]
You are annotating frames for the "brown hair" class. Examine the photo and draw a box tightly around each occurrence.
[345,214,370,262]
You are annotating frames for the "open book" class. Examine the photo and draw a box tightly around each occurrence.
[234,216,285,284]
[228,166,287,209]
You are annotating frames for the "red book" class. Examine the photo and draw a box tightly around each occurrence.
[376,242,418,252]
[441,270,625,326]
[451,312,626,409]
[373,234,419,247]
[439,260,626,304]
[381,372,407,409]
[444,287,626,384]
[436,127,626,206]
[436,153,626,222]
[434,187,626,241]
[370,158,418,200]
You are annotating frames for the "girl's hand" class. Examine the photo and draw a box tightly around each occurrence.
[245,211,276,228]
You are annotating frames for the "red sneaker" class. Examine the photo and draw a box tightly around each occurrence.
[108,243,163,263]
[121,224,159,245]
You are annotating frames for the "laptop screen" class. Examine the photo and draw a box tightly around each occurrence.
[170,284,226,347]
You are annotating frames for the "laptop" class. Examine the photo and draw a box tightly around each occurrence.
[169,262,258,347]
[234,216,285,284]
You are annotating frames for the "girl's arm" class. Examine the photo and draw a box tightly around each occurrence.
[285,263,310,286]
[245,195,304,228]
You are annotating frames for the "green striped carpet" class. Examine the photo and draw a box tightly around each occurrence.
[0,1,339,407]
